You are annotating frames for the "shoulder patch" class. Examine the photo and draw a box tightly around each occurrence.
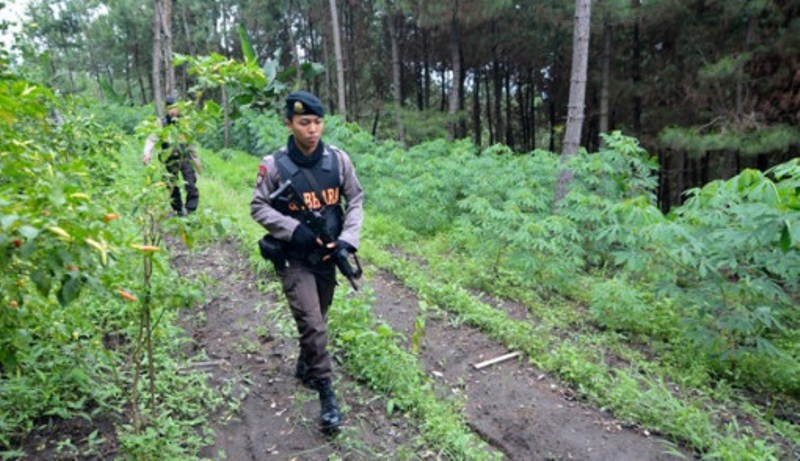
[256,164,267,186]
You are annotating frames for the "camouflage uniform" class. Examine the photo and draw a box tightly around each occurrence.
[142,112,200,216]
[162,141,199,215]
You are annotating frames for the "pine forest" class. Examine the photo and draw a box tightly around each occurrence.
[0,0,798,459]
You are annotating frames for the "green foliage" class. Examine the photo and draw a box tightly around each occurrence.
[659,124,800,157]
[229,108,289,154]
[634,164,800,391]
[0,78,126,370]
[237,25,257,65]
[239,111,799,400]
[136,98,215,152]
[176,52,282,111]
[588,277,678,336]
[374,107,451,145]
[198,147,498,460]
[698,53,750,81]
[0,67,219,457]
[77,103,152,135]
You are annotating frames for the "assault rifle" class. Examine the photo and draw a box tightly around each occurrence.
[268,179,363,290]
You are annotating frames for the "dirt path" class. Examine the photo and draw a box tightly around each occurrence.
[172,238,690,460]
[368,271,690,460]
[169,239,419,460]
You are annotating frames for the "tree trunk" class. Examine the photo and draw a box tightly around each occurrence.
[504,65,513,147]
[631,0,641,137]
[125,55,134,103]
[473,69,481,147]
[423,29,430,109]
[222,84,229,148]
[528,67,536,150]
[701,153,709,184]
[82,21,102,101]
[448,7,461,141]
[134,44,148,105]
[211,3,222,54]
[549,98,556,152]
[346,1,358,120]
[674,150,685,207]
[493,61,503,145]
[599,12,611,142]
[440,66,447,112]
[219,0,230,56]
[329,0,347,119]
[587,87,598,151]
[554,0,592,206]
[162,0,175,98]
[492,28,503,146]
[323,32,334,112]
[309,14,321,95]
[459,47,467,137]
[658,150,669,211]
[181,5,193,56]
[152,0,164,117]
[518,71,528,150]
[485,70,494,145]
[387,8,404,144]
[105,64,115,90]
[415,62,424,111]
[371,108,381,137]
[181,4,193,96]
[737,14,758,120]
[286,0,302,88]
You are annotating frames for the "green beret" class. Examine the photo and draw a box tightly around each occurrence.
[286,91,325,118]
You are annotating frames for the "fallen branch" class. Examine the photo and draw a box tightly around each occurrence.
[472,351,521,370]
[177,359,228,373]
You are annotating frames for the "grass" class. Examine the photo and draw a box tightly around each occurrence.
[362,214,793,460]
[197,144,796,460]
[1,141,224,459]
[197,148,499,460]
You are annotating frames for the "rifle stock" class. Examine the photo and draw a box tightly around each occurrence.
[270,179,362,289]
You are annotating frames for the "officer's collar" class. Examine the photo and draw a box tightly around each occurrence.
[287,135,325,167]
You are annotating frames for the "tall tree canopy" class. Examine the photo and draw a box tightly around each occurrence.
[9,0,800,209]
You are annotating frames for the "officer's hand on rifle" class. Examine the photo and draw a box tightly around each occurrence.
[324,240,362,290]
[291,222,323,251]
[323,240,355,261]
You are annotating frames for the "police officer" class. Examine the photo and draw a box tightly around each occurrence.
[142,96,200,216]
[250,91,364,433]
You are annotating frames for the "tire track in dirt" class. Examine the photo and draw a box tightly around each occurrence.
[368,270,691,460]
[168,238,420,460]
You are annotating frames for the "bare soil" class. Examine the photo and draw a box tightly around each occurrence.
[176,237,694,460]
[368,271,692,460]
[10,237,695,460]
[169,238,420,460]
[11,414,119,460]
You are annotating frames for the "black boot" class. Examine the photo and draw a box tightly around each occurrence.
[310,378,341,433]
[294,354,313,388]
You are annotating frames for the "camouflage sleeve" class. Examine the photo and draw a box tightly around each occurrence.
[142,133,157,163]
[250,155,301,241]
[335,148,364,250]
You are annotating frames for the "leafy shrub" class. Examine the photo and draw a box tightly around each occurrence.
[1,65,219,456]
[76,103,151,134]
[240,109,799,393]
[589,276,678,336]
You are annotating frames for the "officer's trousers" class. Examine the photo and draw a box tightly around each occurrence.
[165,154,199,214]
[279,259,337,380]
